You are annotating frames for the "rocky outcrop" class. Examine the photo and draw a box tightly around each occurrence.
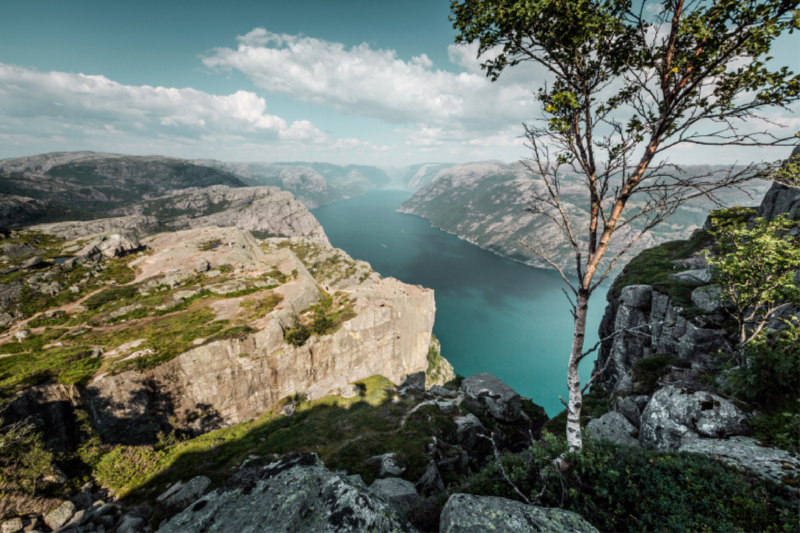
[439,494,598,533]
[679,436,800,488]
[757,146,800,222]
[79,228,434,443]
[639,386,747,451]
[156,454,418,533]
[461,373,521,423]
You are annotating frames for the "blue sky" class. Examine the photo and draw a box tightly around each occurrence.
[1,0,797,166]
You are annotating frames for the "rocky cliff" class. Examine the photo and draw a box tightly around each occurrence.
[2,224,434,445]
[399,161,772,280]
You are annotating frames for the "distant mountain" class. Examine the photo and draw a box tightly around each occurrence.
[399,161,772,281]
[0,152,247,219]
[194,160,391,209]
[402,163,456,190]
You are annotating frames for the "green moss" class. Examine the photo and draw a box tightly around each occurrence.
[0,344,102,395]
[631,354,691,395]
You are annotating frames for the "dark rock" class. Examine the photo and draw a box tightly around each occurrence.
[8,383,82,452]
[427,385,456,398]
[586,411,639,447]
[461,373,521,422]
[615,396,642,428]
[439,494,599,533]
[117,515,146,533]
[415,461,445,496]
[369,477,422,514]
[157,454,417,533]
[454,414,487,453]
[163,476,211,508]
[402,371,427,392]
[20,256,44,269]
[691,286,724,313]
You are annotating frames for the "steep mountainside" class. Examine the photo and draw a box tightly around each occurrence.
[399,161,772,281]
[403,163,456,190]
[194,160,391,209]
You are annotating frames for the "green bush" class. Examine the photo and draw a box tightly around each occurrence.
[285,324,311,346]
[84,285,140,310]
[462,434,798,532]
[630,354,691,395]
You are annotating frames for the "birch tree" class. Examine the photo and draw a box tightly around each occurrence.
[451,0,800,451]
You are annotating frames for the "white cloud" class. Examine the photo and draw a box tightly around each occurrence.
[203,29,546,132]
[0,63,327,153]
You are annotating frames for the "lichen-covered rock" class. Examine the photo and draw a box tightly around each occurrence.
[615,395,643,428]
[366,453,406,478]
[1,518,23,533]
[586,411,639,447]
[679,436,800,489]
[369,477,422,514]
[43,501,75,531]
[157,454,417,533]
[691,285,725,313]
[163,475,211,508]
[639,386,747,451]
[117,515,146,533]
[461,374,521,422]
[439,494,598,533]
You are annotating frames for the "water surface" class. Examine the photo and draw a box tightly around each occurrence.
[312,188,608,416]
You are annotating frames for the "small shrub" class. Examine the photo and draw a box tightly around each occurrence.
[84,285,139,310]
[630,354,691,395]
[285,324,311,346]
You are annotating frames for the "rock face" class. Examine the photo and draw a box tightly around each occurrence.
[369,477,422,514]
[30,215,160,240]
[82,228,435,443]
[679,436,800,488]
[157,454,418,533]
[439,494,599,533]
[757,147,800,222]
[639,386,747,451]
[461,373,521,423]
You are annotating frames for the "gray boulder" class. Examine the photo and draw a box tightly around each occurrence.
[369,477,422,514]
[691,286,725,313]
[620,285,652,310]
[586,411,639,447]
[117,515,146,533]
[639,385,747,451]
[461,373,521,422]
[195,258,210,272]
[43,501,75,531]
[1,518,23,533]
[669,269,713,285]
[615,396,642,428]
[157,454,417,533]
[402,371,427,391]
[428,385,456,398]
[416,460,446,496]
[20,256,44,269]
[455,414,487,453]
[679,436,800,489]
[366,453,406,478]
[95,231,142,259]
[440,494,598,533]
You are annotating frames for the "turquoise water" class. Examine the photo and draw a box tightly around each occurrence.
[312,188,608,416]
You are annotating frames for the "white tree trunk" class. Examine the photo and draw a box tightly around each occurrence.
[566,290,589,452]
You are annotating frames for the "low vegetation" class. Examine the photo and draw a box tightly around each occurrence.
[284,294,356,346]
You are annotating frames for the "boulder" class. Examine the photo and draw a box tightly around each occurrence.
[208,281,246,295]
[366,453,406,478]
[691,286,725,313]
[402,371,427,392]
[369,477,422,514]
[679,436,800,489]
[586,411,639,447]
[619,285,652,310]
[156,454,417,533]
[615,395,643,428]
[639,386,747,451]
[436,401,456,414]
[163,475,211,508]
[95,231,141,259]
[20,256,43,270]
[455,414,487,453]
[117,515,146,533]
[461,373,521,422]
[416,460,446,496]
[428,385,456,398]
[43,501,75,531]
[668,269,713,285]
[1,518,22,533]
[439,494,599,533]
[195,258,210,273]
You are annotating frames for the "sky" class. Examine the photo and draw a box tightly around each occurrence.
[1,0,798,167]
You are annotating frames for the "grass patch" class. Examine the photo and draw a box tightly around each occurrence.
[610,230,713,306]
[0,344,102,396]
[285,295,356,346]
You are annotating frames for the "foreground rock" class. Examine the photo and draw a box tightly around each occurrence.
[461,373,521,422]
[679,436,800,489]
[586,411,639,447]
[439,494,598,533]
[639,386,747,451]
[157,454,418,533]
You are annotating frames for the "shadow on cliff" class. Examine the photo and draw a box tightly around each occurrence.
[111,390,453,514]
